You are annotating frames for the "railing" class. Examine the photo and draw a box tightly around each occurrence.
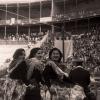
[0,18,40,25]
[0,20,6,25]
[0,8,100,26]
[53,8,100,21]
[0,40,30,45]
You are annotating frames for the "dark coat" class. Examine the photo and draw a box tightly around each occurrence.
[23,86,41,100]
[9,60,28,84]
[24,58,44,100]
[43,61,72,87]
[69,67,96,100]
[69,66,90,87]
[9,59,43,100]
[43,64,58,87]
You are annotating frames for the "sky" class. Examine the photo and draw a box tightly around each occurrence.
[0,0,47,4]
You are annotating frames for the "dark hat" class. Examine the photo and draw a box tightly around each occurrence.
[72,59,83,66]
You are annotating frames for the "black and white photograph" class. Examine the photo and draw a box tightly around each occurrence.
[0,0,100,100]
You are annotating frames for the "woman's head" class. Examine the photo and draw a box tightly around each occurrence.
[28,47,43,59]
[49,48,62,62]
[13,48,25,60]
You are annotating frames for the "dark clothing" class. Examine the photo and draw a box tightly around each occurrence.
[69,67,90,87]
[9,58,43,100]
[83,87,96,100]
[9,60,28,85]
[43,62,72,87]
[24,86,41,100]
[9,59,18,70]
[69,67,96,100]
[23,58,43,100]
[27,58,44,85]
[43,61,72,100]
[29,68,43,85]
[43,64,59,87]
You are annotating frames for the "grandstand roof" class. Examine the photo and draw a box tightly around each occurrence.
[0,0,48,4]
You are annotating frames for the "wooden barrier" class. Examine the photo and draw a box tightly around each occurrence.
[0,40,29,45]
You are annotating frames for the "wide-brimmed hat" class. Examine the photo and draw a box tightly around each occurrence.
[72,59,83,66]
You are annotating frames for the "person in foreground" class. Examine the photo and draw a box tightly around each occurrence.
[43,47,70,100]
[69,59,96,100]
[4,48,27,100]
[23,47,44,100]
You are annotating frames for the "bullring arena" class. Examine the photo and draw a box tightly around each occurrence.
[0,0,100,100]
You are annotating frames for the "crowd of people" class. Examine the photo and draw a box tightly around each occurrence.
[0,28,100,99]
[0,32,46,42]
[73,28,100,72]
[0,44,97,100]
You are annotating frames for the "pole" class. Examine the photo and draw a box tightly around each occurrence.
[4,3,7,40]
[62,0,66,62]
[51,0,54,34]
[40,1,42,33]
[62,25,65,62]
[16,3,19,37]
[28,1,31,42]
[75,0,78,34]
[51,0,54,17]
[29,1,31,24]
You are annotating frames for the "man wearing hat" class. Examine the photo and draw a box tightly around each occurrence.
[69,59,90,87]
[69,59,96,100]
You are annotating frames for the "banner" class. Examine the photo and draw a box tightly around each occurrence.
[54,39,73,61]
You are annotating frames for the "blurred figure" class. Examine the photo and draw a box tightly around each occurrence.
[9,48,26,71]
[4,48,27,100]
[43,48,70,100]
[69,60,90,87]
[69,59,96,100]
[70,85,86,100]
[0,48,26,77]
[0,48,25,78]
[94,62,100,90]
[27,47,44,84]
[27,42,32,49]
[24,47,44,100]
[28,47,43,60]
[8,48,28,84]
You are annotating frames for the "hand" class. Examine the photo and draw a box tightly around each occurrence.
[49,85,57,95]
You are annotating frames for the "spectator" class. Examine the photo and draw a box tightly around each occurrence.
[3,48,27,100]
[9,48,26,71]
[43,48,69,100]
[24,47,44,100]
[69,59,96,100]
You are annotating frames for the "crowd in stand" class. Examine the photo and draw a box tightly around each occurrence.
[73,28,100,72]
[0,32,46,42]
